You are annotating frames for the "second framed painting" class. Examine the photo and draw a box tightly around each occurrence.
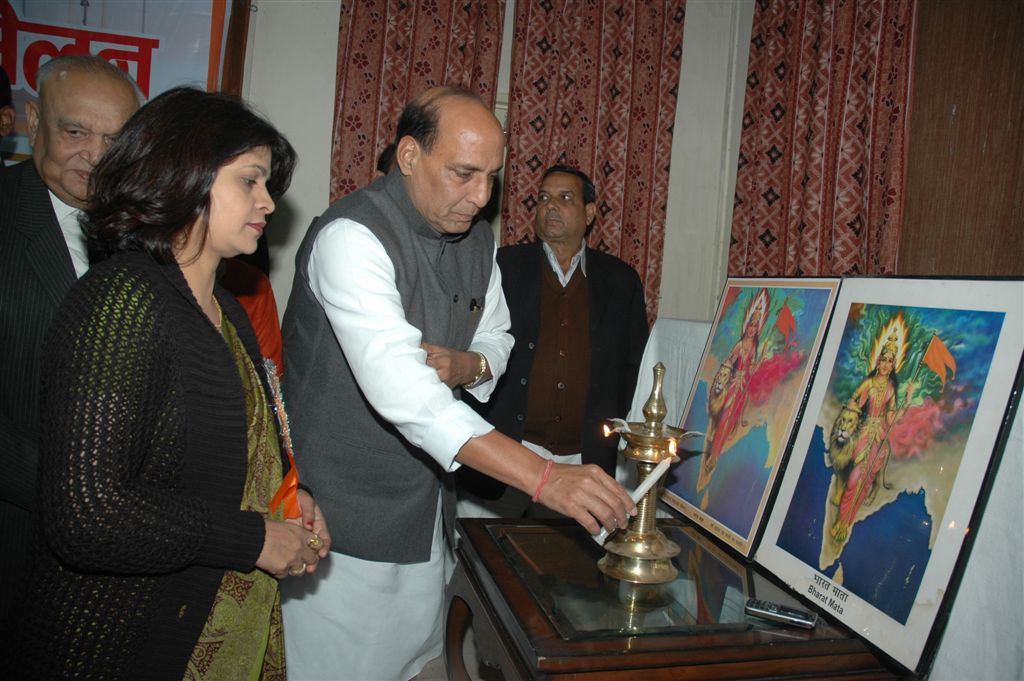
[662,277,840,556]
[754,277,1024,675]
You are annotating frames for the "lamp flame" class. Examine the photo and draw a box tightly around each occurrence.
[603,424,612,438]
[669,439,677,455]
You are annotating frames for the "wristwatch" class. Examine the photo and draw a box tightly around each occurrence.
[462,352,488,389]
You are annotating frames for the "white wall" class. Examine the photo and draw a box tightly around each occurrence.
[661,0,754,321]
[243,0,341,311]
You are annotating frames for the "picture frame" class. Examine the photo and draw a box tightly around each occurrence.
[754,277,1024,676]
[662,277,840,556]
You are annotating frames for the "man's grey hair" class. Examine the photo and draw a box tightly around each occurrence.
[36,54,145,105]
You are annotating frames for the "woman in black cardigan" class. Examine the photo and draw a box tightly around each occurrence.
[5,87,330,680]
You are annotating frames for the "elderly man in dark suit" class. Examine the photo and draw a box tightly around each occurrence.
[0,55,140,618]
[459,164,650,517]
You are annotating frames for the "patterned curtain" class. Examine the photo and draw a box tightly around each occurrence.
[501,1,687,324]
[729,0,916,276]
[329,0,506,202]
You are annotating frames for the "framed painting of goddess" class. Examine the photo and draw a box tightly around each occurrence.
[662,278,840,557]
[755,277,1024,676]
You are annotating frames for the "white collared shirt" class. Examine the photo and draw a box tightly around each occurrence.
[48,191,88,279]
[542,240,587,287]
[306,218,513,471]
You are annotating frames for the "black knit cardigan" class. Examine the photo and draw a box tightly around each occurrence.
[2,252,282,681]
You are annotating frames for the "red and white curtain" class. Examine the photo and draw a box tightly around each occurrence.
[729,0,917,276]
[501,1,687,324]
[329,0,506,202]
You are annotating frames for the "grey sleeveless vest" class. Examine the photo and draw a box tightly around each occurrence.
[282,171,494,563]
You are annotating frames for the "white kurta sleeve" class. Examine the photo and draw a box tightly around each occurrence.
[306,218,509,471]
[463,242,513,403]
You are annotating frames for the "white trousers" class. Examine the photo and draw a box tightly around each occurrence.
[281,498,451,681]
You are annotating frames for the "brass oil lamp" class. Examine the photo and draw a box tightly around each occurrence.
[598,362,684,584]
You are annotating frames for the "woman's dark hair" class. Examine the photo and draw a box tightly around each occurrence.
[85,86,297,264]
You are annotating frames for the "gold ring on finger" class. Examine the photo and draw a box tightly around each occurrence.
[307,534,323,550]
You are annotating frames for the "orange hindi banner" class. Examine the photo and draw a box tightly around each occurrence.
[0,0,231,159]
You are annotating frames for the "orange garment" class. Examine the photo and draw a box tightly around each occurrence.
[221,258,284,376]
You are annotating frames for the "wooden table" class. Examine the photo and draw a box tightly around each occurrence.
[445,518,903,680]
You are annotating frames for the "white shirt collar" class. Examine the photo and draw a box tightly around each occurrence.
[48,190,89,279]
[541,240,587,288]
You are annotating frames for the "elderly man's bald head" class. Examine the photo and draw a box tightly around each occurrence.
[26,55,141,209]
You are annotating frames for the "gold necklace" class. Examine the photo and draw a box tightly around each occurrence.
[212,297,223,332]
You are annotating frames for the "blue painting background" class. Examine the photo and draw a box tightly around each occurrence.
[666,384,772,535]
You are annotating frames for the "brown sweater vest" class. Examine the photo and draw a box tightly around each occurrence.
[522,265,591,455]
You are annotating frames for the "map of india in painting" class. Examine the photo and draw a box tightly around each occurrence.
[775,303,1004,624]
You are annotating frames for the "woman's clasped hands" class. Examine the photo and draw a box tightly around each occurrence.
[256,489,332,579]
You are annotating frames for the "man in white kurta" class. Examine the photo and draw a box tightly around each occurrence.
[282,215,511,680]
[280,87,636,681]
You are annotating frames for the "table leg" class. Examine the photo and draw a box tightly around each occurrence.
[444,593,473,681]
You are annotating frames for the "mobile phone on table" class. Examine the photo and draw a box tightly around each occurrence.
[744,598,818,629]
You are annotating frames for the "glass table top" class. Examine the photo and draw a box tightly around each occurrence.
[492,522,752,640]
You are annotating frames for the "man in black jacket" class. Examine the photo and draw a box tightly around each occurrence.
[0,55,140,620]
[459,164,649,517]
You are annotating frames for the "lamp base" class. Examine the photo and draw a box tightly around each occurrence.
[598,529,680,584]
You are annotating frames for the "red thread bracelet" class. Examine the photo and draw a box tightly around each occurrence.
[532,459,554,502]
